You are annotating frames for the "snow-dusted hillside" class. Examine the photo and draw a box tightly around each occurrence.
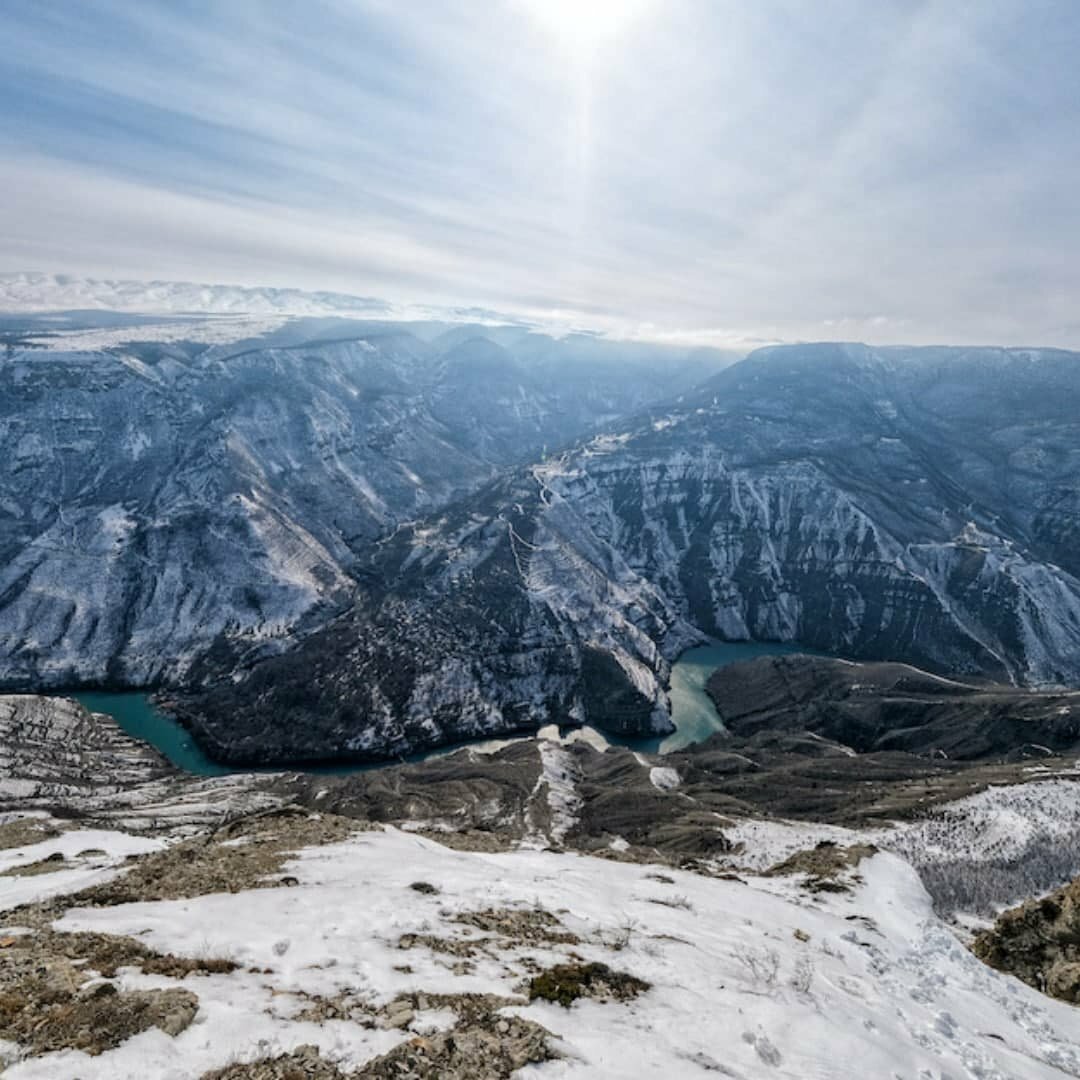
[193,342,1080,762]
[2,819,1080,1079]
[0,325,721,690]
[532,343,1080,687]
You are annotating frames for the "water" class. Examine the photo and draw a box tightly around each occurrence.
[600,639,813,755]
[67,691,504,777]
[660,639,810,752]
[71,692,234,776]
[65,639,809,774]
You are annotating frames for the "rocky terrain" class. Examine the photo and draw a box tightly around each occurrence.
[0,696,276,834]
[706,655,1080,760]
[4,684,1078,897]
[2,693,1080,1078]
[975,876,1080,1004]
[4,331,1080,768]
[0,318,721,690]
[184,343,1080,763]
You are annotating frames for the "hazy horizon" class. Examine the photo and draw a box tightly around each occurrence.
[3,1,1079,349]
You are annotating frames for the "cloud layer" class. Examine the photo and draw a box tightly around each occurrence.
[3,0,1078,346]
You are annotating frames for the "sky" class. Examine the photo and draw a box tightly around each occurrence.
[2,0,1079,348]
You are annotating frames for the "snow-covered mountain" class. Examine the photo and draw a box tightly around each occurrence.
[0,323,723,688]
[0,272,393,317]
[186,343,1080,762]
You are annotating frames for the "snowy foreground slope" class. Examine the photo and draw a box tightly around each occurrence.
[3,821,1080,1079]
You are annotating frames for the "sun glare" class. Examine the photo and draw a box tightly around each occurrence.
[524,0,650,54]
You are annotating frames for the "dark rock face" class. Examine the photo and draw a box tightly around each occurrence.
[973,877,1080,1004]
[190,343,1080,763]
[706,655,1080,760]
[269,653,1080,858]
[180,465,695,763]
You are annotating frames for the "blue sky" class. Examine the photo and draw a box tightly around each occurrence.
[2,0,1078,346]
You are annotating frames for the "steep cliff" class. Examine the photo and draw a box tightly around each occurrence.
[0,323,720,689]
[187,343,1080,760]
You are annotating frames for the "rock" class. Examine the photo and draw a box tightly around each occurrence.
[0,326,717,693]
[973,876,1080,1003]
[706,655,1080,761]
[383,1000,415,1030]
[160,1001,197,1037]
[188,343,1080,764]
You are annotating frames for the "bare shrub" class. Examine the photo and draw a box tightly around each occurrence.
[733,944,780,992]
[790,954,814,994]
[602,917,639,952]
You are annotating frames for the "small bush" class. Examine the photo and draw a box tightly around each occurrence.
[733,945,780,992]
[409,881,440,895]
[647,894,694,911]
[527,962,650,1008]
[790,954,814,994]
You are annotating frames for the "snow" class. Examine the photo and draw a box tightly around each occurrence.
[648,766,680,791]
[2,825,1077,1078]
[20,316,289,352]
[0,272,389,320]
[879,777,1080,867]
[0,823,166,911]
[723,817,862,871]
[527,739,583,846]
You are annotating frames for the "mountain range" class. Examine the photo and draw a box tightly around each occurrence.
[2,317,1079,763]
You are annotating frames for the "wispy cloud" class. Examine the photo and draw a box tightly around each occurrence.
[3,0,1079,346]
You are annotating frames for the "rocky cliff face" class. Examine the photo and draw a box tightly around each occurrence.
[182,466,701,763]
[0,322,720,690]
[540,343,1080,687]
[974,876,1080,1004]
[187,343,1080,761]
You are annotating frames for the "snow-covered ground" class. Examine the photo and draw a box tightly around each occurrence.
[724,777,1080,918]
[0,826,165,912]
[3,823,1079,1078]
[882,777,1080,867]
[0,272,390,318]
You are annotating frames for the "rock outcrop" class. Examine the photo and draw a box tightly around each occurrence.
[0,695,276,830]
[973,877,1080,1003]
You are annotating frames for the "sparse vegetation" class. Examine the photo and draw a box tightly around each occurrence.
[972,875,1080,1004]
[527,962,650,1008]
[790,954,815,994]
[881,785,1080,918]
[0,936,199,1058]
[905,826,1080,917]
[3,809,365,923]
[733,944,781,992]
[648,893,694,911]
[601,916,639,951]
[764,840,878,888]
[0,818,62,850]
